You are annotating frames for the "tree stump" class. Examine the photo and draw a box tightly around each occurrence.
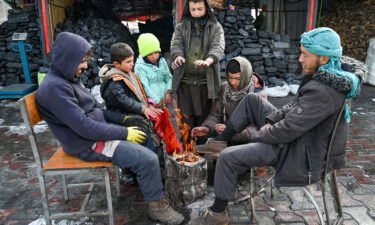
[165,155,207,206]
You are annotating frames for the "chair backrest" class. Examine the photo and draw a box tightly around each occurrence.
[323,99,347,180]
[19,92,44,171]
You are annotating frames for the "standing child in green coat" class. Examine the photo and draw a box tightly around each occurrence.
[135,33,182,154]
[134,33,173,109]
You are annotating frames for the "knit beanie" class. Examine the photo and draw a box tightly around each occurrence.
[137,33,161,57]
[300,27,360,123]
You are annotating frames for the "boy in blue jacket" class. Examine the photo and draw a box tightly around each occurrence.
[36,32,184,225]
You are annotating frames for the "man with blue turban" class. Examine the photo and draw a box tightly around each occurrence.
[190,27,363,225]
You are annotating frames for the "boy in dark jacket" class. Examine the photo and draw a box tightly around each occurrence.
[191,56,267,147]
[36,32,184,225]
[99,43,162,119]
[190,28,363,225]
[99,43,164,184]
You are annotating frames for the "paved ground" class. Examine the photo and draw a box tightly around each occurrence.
[0,84,374,225]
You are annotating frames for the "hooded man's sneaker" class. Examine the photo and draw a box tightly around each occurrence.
[148,197,184,225]
[195,138,227,156]
[190,208,229,225]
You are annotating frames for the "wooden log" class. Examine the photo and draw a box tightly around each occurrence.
[164,155,207,206]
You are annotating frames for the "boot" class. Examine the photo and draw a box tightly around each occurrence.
[148,197,184,225]
[195,138,227,156]
[190,208,229,225]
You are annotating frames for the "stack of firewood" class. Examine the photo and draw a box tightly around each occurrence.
[319,0,375,62]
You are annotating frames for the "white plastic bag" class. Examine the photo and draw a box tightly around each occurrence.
[365,38,375,86]
[267,83,290,97]
[288,84,300,95]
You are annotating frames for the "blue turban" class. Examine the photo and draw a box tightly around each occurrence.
[300,27,360,123]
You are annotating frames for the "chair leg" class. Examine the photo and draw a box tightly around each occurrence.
[303,187,326,225]
[321,181,332,225]
[329,171,344,225]
[115,166,120,196]
[249,167,257,223]
[38,174,52,225]
[62,174,68,201]
[105,169,114,225]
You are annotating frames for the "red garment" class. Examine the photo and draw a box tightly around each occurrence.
[151,109,182,154]
[94,141,105,154]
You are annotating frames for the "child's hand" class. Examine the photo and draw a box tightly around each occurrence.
[144,106,163,119]
[191,126,209,137]
[194,58,214,68]
[165,93,172,105]
[172,56,185,69]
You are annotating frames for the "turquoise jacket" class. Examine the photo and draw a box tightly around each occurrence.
[134,57,173,104]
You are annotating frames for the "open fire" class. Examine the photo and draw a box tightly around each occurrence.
[173,108,200,163]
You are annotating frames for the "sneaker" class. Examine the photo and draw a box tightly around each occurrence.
[195,138,227,156]
[148,197,184,225]
[190,208,229,225]
[119,168,136,185]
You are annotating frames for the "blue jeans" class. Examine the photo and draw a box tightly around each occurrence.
[77,141,164,202]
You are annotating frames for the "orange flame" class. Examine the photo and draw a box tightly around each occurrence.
[173,108,200,163]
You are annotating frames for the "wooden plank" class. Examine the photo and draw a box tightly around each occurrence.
[44,147,113,170]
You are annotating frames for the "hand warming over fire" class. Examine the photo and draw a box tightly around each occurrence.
[143,106,163,119]
[171,56,185,69]
[194,57,214,68]
[260,123,273,132]
[164,93,172,106]
[191,126,209,137]
[214,124,226,134]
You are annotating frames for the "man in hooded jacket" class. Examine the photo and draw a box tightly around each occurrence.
[190,27,364,225]
[36,32,184,225]
[170,0,225,128]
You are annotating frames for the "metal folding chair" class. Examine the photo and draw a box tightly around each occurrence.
[19,92,120,225]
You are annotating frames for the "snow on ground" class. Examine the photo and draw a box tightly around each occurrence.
[28,217,95,225]
[0,121,49,136]
[186,190,215,221]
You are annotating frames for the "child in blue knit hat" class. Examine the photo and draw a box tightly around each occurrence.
[135,33,173,109]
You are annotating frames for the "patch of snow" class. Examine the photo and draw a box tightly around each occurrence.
[1,121,49,136]
[372,99,375,102]
[1,100,19,108]
[267,84,290,97]
[0,118,4,125]
[187,191,215,221]
[29,218,92,225]
[29,218,46,225]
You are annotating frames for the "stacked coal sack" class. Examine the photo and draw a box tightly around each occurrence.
[0,7,43,86]
[214,8,302,87]
[55,7,136,89]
